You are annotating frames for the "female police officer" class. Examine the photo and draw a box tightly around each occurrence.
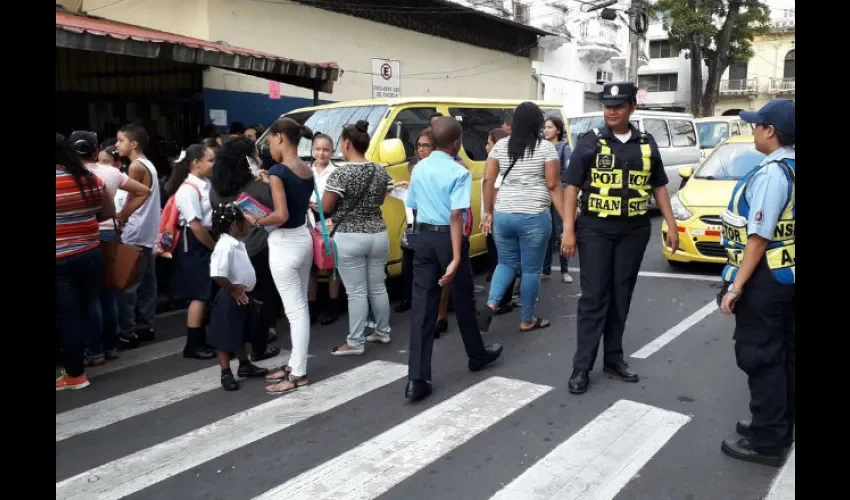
[718,99,795,467]
[561,82,680,394]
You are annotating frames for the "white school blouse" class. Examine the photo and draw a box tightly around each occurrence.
[209,233,257,292]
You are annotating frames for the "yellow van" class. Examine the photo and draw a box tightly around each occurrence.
[258,97,566,277]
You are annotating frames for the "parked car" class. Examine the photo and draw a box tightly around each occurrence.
[661,134,766,265]
[567,110,701,204]
[694,116,753,161]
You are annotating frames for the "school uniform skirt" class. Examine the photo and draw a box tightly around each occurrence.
[170,229,214,302]
[207,288,264,352]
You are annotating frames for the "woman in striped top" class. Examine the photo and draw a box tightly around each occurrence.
[56,133,116,391]
[479,102,567,333]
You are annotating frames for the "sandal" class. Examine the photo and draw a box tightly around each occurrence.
[265,374,308,395]
[520,317,551,332]
[265,365,292,382]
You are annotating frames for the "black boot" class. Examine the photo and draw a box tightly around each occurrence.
[309,300,318,325]
[721,438,786,467]
[320,299,341,325]
[568,369,589,394]
[433,318,449,339]
[221,369,240,391]
[237,361,269,377]
[394,299,412,313]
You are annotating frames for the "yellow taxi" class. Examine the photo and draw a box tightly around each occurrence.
[661,134,766,264]
[694,116,753,161]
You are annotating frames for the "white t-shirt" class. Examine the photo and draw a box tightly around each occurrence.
[176,173,213,229]
[488,138,559,214]
[310,163,337,203]
[210,233,257,292]
[87,162,128,232]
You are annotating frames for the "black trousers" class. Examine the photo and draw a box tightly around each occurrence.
[573,217,651,371]
[248,246,283,354]
[409,230,488,381]
[400,247,415,303]
[731,260,795,454]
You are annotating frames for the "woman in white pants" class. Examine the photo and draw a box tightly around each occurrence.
[322,120,394,355]
[245,117,315,394]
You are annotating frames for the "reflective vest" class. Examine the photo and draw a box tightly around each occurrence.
[721,158,795,285]
[581,128,654,218]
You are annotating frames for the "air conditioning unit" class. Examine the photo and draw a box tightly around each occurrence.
[584,82,604,93]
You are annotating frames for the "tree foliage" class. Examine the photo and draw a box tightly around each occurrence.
[649,0,772,117]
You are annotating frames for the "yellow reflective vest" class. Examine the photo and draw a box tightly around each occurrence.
[581,128,654,218]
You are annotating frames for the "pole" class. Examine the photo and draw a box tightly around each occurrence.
[628,0,643,84]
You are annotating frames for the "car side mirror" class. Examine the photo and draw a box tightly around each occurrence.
[378,138,407,166]
[678,166,694,178]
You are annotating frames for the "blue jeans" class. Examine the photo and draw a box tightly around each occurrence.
[56,247,103,377]
[543,204,569,274]
[487,209,552,322]
[89,231,119,358]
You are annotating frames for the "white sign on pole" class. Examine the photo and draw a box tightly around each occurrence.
[371,58,401,98]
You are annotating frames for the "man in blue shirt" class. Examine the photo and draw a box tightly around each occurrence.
[404,117,503,401]
[718,99,795,467]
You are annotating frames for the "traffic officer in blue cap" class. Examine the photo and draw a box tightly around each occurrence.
[718,99,795,467]
[561,82,680,394]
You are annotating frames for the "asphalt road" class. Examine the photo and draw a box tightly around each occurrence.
[56,216,795,500]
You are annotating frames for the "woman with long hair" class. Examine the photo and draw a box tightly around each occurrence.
[210,136,282,361]
[479,102,566,332]
[247,118,315,394]
[165,144,218,360]
[541,116,573,284]
[321,120,394,356]
[56,133,115,390]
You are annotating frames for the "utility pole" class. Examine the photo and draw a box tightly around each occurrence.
[628,0,649,84]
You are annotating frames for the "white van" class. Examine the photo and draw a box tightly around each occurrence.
[567,110,701,198]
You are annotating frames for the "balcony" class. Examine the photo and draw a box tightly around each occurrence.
[720,78,758,96]
[769,77,795,94]
[577,19,622,64]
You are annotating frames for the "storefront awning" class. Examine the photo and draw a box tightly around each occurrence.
[55,10,340,93]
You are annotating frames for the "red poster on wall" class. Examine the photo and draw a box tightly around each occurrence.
[269,81,281,100]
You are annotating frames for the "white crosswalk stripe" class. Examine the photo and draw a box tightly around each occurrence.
[251,376,552,500]
[56,353,288,442]
[56,361,407,500]
[489,399,691,500]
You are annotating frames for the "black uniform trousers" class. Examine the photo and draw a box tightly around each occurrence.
[408,227,488,381]
[731,260,795,454]
[573,216,651,371]
[248,246,283,354]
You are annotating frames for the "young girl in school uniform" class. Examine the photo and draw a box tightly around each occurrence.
[208,202,269,391]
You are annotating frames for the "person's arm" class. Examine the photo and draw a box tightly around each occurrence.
[175,185,216,250]
[321,167,346,216]
[560,134,593,257]
[647,140,678,252]
[440,171,472,286]
[544,142,566,221]
[721,166,789,314]
[96,183,116,222]
[116,176,151,222]
[255,171,289,227]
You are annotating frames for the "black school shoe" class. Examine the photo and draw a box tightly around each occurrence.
[221,372,240,391]
[237,362,269,378]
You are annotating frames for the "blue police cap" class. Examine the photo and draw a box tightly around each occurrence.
[600,82,636,107]
[739,99,795,136]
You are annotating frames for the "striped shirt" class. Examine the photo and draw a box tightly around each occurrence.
[489,138,559,214]
[56,167,104,259]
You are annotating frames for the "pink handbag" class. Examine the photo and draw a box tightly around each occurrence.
[311,183,337,273]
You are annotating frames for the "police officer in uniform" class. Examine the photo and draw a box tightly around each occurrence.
[404,117,503,402]
[561,82,680,394]
[718,99,795,467]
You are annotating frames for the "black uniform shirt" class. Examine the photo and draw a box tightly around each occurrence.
[566,124,669,224]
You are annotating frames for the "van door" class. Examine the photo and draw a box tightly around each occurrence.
[378,106,438,273]
[448,106,509,256]
[664,119,700,195]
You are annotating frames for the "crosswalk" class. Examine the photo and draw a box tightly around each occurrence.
[57,328,794,500]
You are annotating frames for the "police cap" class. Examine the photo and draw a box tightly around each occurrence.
[600,82,637,107]
[739,99,795,137]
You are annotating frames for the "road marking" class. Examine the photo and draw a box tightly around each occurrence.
[252,376,552,500]
[55,361,407,500]
[552,266,723,283]
[489,399,690,500]
[630,300,719,359]
[55,353,289,442]
[86,338,186,379]
[765,446,795,500]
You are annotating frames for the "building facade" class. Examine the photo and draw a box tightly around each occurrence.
[62,0,546,134]
[636,12,693,112]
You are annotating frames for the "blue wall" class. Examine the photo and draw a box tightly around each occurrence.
[203,88,334,133]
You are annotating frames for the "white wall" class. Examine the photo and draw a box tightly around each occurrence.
[81,0,210,40]
[638,20,697,108]
[205,0,537,101]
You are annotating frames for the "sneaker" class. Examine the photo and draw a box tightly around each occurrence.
[56,373,90,391]
[366,332,391,344]
[562,273,573,283]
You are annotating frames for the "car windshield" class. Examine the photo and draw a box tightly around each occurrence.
[695,142,766,180]
[567,116,606,145]
[695,122,730,149]
[258,105,388,160]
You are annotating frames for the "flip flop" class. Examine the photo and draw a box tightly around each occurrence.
[520,317,551,332]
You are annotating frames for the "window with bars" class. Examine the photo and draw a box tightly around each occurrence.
[638,73,679,92]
